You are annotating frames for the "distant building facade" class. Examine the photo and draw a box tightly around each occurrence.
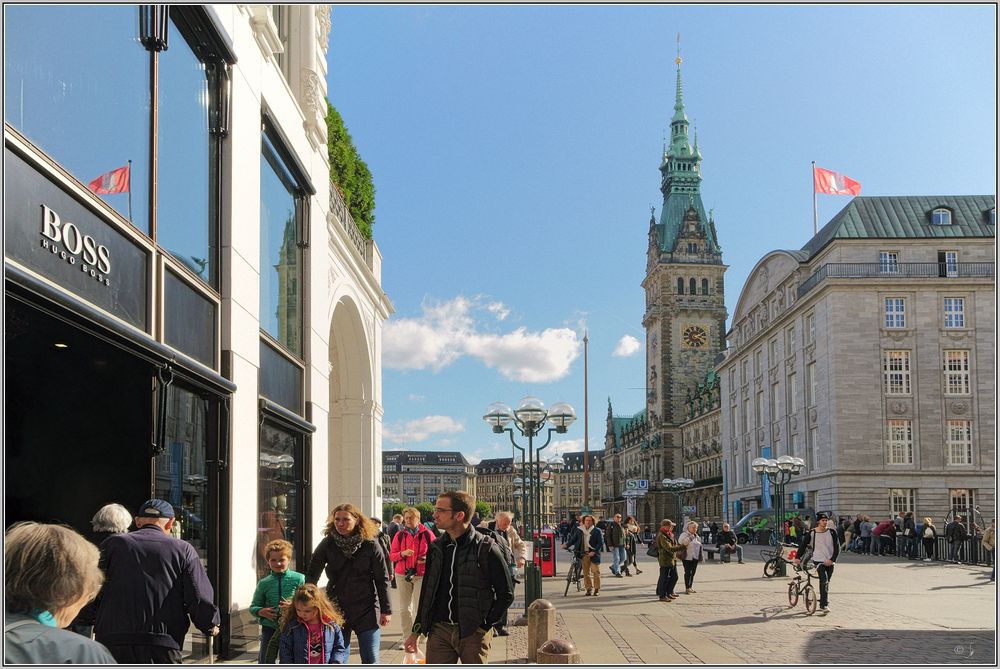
[382,451,476,506]
[720,195,995,522]
[679,372,723,520]
[554,450,604,522]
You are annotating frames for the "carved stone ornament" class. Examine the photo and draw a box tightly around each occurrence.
[885,329,908,341]
[951,401,968,415]
[808,408,817,424]
[890,401,907,415]
[804,342,816,361]
[301,68,327,149]
[790,416,798,431]
[773,423,781,438]
[769,367,779,383]
[785,352,796,368]
[758,430,765,444]
[315,5,331,52]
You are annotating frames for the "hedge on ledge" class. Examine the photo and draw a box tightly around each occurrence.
[326,100,375,240]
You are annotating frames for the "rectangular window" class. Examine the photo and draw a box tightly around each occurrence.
[755,391,763,427]
[258,420,306,579]
[730,402,738,436]
[808,427,818,467]
[884,298,906,329]
[754,348,763,376]
[770,382,780,421]
[889,488,915,515]
[887,419,913,464]
[787,372,798,414]
[805,312,816,344]
[741,396,749,433]
[768,337,778,365]
[741,359,749,384]
[940,250,959,278]
[943,350,971,395]
[950,489,974,518]
[883,350,912,395]
[729,368,736,391]
[879,251,899,274]
[785,325,795,354]
[806,362,817,406]
[789,433,798,459]
[943,297,966,328]
[946,421,973,465]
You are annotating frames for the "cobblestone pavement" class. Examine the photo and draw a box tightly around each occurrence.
[221,546,995,664]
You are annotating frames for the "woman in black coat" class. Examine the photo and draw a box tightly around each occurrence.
[307,503,391,664]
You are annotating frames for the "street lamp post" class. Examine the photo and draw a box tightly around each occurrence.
[751,455,805,576]
[661,478,695,525]
[484,397,576,610]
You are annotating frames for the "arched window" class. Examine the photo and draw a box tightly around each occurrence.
[931,208,952,226]
[689,278,697,295]
[701,278,709,295]
[677,278,684,294]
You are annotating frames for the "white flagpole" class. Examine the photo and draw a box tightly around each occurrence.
[811,161,819,235]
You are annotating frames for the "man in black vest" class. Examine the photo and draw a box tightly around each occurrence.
[404,491,514,664]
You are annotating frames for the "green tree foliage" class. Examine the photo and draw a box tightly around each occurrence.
[475,501,493,521]
[415,502,435,523]
[326,100,375,240]
[382,502,406,523]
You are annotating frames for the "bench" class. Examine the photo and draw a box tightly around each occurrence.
[704,547,738,562]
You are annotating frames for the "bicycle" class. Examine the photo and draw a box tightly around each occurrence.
[762,543,798,578]
[786,561,820,615]
[564,551,583,596]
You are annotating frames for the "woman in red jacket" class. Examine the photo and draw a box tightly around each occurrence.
[389,507,436,638]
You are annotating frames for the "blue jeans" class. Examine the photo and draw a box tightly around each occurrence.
[344,626,381,664]
[258,625,276,664]
[611,545,626,574]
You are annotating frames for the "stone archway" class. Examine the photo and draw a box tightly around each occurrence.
[328,295,375,515]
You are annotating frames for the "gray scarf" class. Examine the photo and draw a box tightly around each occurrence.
[330,531,363,558]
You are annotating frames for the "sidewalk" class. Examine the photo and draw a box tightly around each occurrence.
[219,545,995,664]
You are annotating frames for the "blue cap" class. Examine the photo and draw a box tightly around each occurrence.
[137,499,175,519]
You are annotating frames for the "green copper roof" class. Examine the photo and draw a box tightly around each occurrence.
[611,408,647,450]
[802,195,996,257]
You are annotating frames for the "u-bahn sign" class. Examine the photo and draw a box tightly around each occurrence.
[625,479,649,490]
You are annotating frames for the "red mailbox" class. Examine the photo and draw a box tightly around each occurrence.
[532,530,557,577]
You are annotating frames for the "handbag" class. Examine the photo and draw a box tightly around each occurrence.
[646,541,659,558]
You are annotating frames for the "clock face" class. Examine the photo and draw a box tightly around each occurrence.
[682,325,708,349]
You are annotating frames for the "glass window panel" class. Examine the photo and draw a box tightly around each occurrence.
[158,20,214,286]
[260,133,302,356]
[258,422,301,579]
[154,384,210,565]
[4,5,150,234]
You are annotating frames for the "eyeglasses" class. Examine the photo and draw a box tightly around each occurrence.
[434,507,453,514]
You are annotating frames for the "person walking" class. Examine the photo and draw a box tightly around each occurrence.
[606,514,627,577]
[94,499,220,663]
[403,491,514,664]
[306,503,391,664]
[68,502,133,639]
[678,521,703,594]
[982,519,996,582]
[920,517,938,561]
[654,520,686,601]
[251,539,305,663]
[795,514,839,614]
[624,515,642,575]
[563,514,604,596]
[389,507,438,641]
[4,522,117,664]
[277,584,348,664]
[945,515,969,563]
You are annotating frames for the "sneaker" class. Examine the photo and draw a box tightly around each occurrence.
[585,589,592,596]
[625,572,633,577]
[658,597,670,602]
[738,561,745,564]
[636,569,643,574]
[923,558,931,562]
[668,594,679,599]
[615,573,624,578]
[593,590,599,596]
[819,606,830,614]
[496,627,510,636]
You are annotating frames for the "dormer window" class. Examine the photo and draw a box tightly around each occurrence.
[989,209,996,226]
[687,242,698,253]
[931,208,952,226]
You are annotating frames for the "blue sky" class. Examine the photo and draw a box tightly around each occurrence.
[327,4,996,464]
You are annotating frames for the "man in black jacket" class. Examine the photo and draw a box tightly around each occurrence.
[94,499,219,663]
[946,515,969,563]
[715,523,745,564]
[404,491,514,664]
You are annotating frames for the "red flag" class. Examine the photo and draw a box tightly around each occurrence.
[813,166,861,195]
[88,164,130,194]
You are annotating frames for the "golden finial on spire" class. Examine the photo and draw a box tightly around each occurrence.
[676,33,682,65]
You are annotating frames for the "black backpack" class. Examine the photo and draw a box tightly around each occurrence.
[476,525,516,569]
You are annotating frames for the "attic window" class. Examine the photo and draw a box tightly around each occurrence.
[931,208,952,226]
[989,209,996,225]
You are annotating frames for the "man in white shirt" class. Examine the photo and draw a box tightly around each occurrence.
[794,513,839,614]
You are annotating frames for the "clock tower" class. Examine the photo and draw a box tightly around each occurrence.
[642,49,728,490]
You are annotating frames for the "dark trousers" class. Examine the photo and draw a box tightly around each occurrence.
[106,645,183,664]
[922,538,936,559]
[682,559,699,589]
[861,536,871,554]
[655,564,679,597]
[817,563,834,608]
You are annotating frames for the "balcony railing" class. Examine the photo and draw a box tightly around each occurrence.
[798,262,995,298]
[329,180,369,262]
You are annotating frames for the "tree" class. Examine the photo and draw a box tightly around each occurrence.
[382,502,405,524]
[326,101,375,240]
[475,501,493,522]
[415,502,435,523]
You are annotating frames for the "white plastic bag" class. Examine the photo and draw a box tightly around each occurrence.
[403,649,426,664]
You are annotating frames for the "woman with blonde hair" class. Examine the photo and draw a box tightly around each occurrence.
[277,584,347,664]
[921,517,938,561]
[388,507,436,638]
[4,522,116,663]
[306,503,391,664]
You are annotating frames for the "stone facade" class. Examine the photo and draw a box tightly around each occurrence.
[720,196,995,523]
[553,450,605,523]
[382,450,477,507]
[680,372,723,520]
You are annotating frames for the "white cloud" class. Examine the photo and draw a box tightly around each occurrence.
[408,394,426,402]
[612,334,641,358]
[383,415,465,444]
[384,296,582,382]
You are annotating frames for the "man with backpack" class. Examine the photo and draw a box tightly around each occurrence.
[483,512,523,636]
[794,513,839,615]
[403,491,514,664]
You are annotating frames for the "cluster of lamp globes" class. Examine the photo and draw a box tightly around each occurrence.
[482,396,577,434]
[661,478,695,490]
[751,455,806,475]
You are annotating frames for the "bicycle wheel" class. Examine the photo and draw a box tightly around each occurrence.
[564,564,574,596]
[764,557,779,578]
[803,584,818,615]
[787,580,799,607]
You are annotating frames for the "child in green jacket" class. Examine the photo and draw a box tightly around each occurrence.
[251,539,305,663]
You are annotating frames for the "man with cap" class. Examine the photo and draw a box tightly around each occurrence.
[94,499,220,663]
[794,513,839,615]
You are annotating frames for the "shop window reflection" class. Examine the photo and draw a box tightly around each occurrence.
[154,384,210,566]
[258,422,300,579]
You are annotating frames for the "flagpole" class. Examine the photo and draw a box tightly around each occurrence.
[127,159,133,222]
[811,161,819,236]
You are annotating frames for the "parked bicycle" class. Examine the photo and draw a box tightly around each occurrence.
[762,543,798,578]
[564,550,583,596]
[787,561,820,615]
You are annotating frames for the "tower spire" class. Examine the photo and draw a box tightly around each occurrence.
[673,33,686,124]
